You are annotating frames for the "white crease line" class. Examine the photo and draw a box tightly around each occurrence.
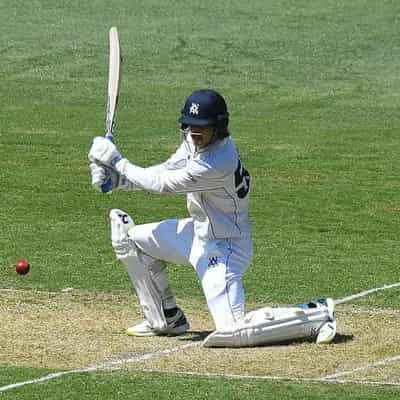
[320,355,400,380]
[335,282,400,305]
[0,342,199,393]
[327,378,400,386]
[100,341,200,369]
[2,281,400,392]
[134,368,318,382]
[132,367,400,387]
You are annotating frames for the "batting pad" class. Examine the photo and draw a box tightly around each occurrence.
[203,304,331,348]
[109,209,168,332]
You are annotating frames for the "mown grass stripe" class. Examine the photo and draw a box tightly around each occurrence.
[0,342,199,393]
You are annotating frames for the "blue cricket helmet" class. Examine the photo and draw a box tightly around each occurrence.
[179,89,230,131]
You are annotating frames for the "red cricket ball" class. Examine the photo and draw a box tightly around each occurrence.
[16,259,30,275]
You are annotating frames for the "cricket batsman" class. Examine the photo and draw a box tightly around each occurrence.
[88,89,337,347]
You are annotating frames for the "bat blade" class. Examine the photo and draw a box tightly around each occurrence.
[105,27,121,138]
[100,27,121,193]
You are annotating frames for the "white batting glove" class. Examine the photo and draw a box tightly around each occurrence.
[90,162,136,192]
[88,136,123,167]
[90,162,106,191]
[89,162,119,192]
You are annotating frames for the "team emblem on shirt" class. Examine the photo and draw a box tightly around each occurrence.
[208,256,219,267]
[189,102,200,115]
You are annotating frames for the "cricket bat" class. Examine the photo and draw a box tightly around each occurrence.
[100,27,122,192]
[105,26,122,139]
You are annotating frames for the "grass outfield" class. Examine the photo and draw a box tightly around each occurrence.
[2,370,400,400]
[1,0,400,398]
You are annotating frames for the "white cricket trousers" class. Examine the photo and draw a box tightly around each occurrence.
[128,218,253,331]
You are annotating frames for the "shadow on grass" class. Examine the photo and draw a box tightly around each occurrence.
[332,333,354,344]
[178,330,213,342]
[177,331,354,346]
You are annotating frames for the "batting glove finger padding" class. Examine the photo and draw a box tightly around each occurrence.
[88,136,122,167]
[90,162,106,190]
[90,162,122,192]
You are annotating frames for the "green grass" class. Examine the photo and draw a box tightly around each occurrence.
[0,367,52,389]
[1,0,400,397]
[2,371,400,400]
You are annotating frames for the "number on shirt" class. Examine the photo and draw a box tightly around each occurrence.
[234,159,250,199]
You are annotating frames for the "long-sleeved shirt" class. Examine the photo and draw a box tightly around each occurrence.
[115,136,252,241]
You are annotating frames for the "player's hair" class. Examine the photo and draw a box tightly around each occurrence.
[214,125,230,139]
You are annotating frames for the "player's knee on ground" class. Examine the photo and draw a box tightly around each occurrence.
[203,301,334,347]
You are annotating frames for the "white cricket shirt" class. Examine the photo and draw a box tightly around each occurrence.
[115,136,252,241]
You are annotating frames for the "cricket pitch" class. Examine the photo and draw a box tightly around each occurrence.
[1,289,399,385]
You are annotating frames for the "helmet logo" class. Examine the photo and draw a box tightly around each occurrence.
[189,102,200,115]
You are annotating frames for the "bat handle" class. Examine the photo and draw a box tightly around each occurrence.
[100,132,114,193]
[105,133,114,141]
[101,177,113,193]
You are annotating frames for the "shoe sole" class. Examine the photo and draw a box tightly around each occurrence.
[126,322,190,337]
[316,298,337,344]
[316,321,337,344]
[126,329,159,337]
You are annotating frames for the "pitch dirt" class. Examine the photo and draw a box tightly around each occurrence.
[0,289,213,370]
[1,289,399,383]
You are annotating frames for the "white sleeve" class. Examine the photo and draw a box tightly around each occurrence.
[115,142,189,191]
[163,142,189,170]
[115,157,226,194]
[145,163,167,174]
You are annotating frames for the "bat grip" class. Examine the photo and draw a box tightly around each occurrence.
[105,133,114,141]
[100,133,114,193]
[101,178,113,193]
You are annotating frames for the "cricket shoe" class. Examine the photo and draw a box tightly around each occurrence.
[298,297,337,344]
[315,298,336,344]
[126,308,190,337]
